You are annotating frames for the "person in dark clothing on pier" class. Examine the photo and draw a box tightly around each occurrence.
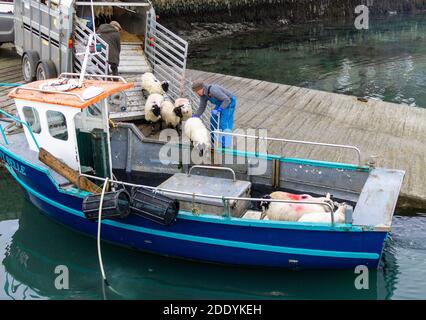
[192,80,237,148]
[97,21,122,76]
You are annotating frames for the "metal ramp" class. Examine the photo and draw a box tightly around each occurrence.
[118,42,151,75]
[73,20,151,120]
[110,42,152,120]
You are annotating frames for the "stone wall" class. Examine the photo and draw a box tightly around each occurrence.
[152,0,426,24]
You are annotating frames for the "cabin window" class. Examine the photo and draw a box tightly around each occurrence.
[22,107,41,134]
[46,111,68,141]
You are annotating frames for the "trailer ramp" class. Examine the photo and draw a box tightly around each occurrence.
[74,19,151,120]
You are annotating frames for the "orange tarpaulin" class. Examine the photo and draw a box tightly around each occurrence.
[8,79,134,109]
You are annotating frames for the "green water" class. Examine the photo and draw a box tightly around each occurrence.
[1,172,426,300]
[2,14,426,300]
[189,14,426,108]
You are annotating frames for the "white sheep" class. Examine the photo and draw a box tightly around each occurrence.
[183,117,210,157]
[144,93,164,123]
[141,72,169,98]
[260,201,332,222]
[298,204,347,224]
[259,193,334,222]
[160,100,181,128]
[174,98,193,120]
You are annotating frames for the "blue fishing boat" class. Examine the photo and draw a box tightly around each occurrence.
[0,73,405,270]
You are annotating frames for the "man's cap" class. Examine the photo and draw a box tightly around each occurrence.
[192,80,204,91]
[110,21,123,31]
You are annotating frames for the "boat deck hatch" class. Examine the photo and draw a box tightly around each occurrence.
[158,173,252,217]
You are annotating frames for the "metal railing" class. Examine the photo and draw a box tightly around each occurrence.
[144,8,189,101]
[188,165,236,182]
[143,8,219,136]
[74,19,110,75]
[8,73,128,104]
[10,85,87,102]
[76,172,337,224]
[0,109,40,150]
[212,130,363,167]
[58,72,128,84]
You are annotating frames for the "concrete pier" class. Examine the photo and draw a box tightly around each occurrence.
[1,46,425,210]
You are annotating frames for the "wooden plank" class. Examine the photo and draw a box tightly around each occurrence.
[39,148,100,194]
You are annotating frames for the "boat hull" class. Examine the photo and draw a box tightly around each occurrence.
[1,146,387,269]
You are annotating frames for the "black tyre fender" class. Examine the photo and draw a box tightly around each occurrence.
[36,60,58,80]
[22,50,40,82]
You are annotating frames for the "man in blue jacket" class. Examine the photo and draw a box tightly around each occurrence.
[192,80,236,148]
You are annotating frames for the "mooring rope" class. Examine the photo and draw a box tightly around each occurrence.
[97,177,109,285]
[97,177,123,299]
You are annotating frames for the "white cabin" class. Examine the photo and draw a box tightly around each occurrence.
[8,74,133,178]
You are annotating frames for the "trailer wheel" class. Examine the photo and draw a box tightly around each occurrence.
[36,60,57,80]
[22,51,40,82]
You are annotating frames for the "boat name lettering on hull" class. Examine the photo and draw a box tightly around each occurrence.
[0,150,26,176]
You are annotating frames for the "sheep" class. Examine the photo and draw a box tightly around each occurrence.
[270,191,314,201]
[144,93,164,123]
[160,99,181,128]
[269,191,334,204]
[141,72,169,98]
[183,117,210,157]
[259,193,334,222]
[298,204,347,224]
[174,98,193,120]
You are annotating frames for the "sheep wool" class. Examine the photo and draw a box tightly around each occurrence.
[141,72,168,96]
[160,100,181,128]
[183,117,210,155]
[174,98,193,120]
[145,93,164,123]
[263,201,332,222]
[298,205,347,224]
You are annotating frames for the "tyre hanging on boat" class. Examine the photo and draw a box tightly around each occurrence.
[130,187,179,226]
[82,189,131,220]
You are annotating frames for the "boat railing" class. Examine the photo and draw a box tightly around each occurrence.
[10,85,87,102]
[0,109,40,150]
[188,165,237,182]
[76,173,336,224]
[8,73,128,103]
[212,130,363,167]
[58,73,128,84]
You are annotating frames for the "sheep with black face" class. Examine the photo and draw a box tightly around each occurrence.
[141,72,169,99]
[174,98,193,120]
[160,99,182,128]
[144,93,164,123]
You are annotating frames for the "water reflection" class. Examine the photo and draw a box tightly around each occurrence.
[189,14,426,108]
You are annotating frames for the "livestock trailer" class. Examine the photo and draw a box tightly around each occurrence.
[13,0,152,82]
